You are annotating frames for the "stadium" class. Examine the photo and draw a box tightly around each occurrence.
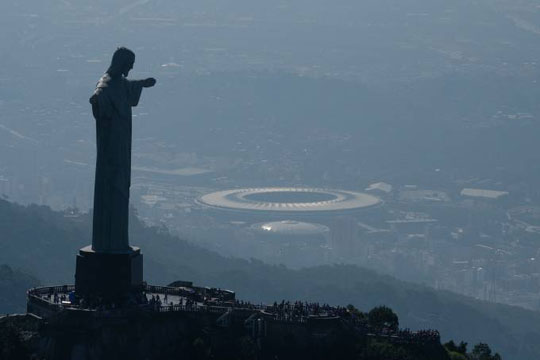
[198,187,381,217]
[197,187,382,266]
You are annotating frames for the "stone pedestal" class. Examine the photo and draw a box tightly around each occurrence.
[75,245,143,302]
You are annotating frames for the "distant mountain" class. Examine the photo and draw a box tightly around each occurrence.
[0,198,539,359]
[0,265,39,314]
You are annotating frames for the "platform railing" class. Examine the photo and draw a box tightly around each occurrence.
[28,285,75,296]
[26,285,440,345]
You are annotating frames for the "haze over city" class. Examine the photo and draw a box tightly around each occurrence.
[1,1,540,359]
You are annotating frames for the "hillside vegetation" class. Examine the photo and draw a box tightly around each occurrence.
[0,199,538,359]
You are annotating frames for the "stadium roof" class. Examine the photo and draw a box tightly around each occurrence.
[199,187,380,213]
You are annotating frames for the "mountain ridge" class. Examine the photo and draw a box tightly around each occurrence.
[1,198,539,359]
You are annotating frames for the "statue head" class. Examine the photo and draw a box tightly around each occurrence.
[107,47,135,77]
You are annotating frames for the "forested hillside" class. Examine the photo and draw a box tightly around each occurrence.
[1,199,538,359]
[0,265,39,314]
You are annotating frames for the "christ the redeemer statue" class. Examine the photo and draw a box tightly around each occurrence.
[89,47,156,253]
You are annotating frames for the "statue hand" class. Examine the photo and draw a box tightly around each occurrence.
[143,78,156,88]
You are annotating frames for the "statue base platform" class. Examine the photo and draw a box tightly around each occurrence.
[75,245,143,302]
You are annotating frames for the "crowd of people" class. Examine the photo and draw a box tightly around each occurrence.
[263,300,349,322]
[144,293,199,311]
[39,287,76,306]
[47,292,70,304]
[397,329,441,344]
[35,287,440,345]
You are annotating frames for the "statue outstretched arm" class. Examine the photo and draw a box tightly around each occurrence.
[143,78,156,88]
[126,77,156,107]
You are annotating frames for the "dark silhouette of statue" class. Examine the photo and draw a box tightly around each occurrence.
[89,47,156,253]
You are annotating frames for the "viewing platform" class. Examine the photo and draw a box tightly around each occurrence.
[27,283,440,346]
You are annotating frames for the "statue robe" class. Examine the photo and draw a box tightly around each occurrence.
[90,73,144,253]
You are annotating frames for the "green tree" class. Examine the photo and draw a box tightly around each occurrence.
[471,343,502,360]
[457,342,468,355]
[368,306,399,333]
[445,340,468,355]
[347,304,368,321]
